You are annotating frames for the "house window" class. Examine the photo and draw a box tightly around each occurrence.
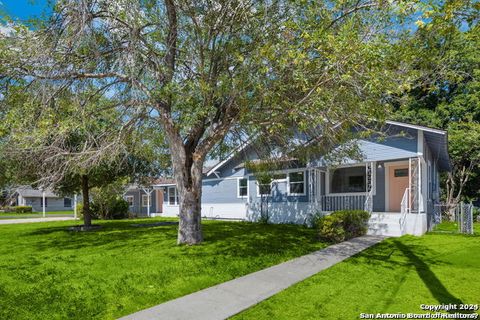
[168,187,179,205]
[125,196,134,207]
[142,194,150,207]
[258,182,272,196]
[288,171,305,195]
[40,197,48,207]
[238,178,248,197]
[330,166,366,193]
[256,173,287,196]
[271,173,287,180]
[394,168,409,177]
[64,198,72,208]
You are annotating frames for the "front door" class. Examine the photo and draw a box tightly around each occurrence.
[388,165,409,212]
[156,189,163,213]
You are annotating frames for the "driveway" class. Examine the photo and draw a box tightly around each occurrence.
[0,217,77,225]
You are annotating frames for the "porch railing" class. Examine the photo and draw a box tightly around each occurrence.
[364,188,373,214]
[319,194,367,212]
[399,188,410,235]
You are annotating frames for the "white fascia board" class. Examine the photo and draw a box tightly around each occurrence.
[385,120,446,135]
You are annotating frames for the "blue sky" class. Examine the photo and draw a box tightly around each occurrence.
[1,0,50,20]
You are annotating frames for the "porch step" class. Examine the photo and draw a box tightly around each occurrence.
[367,212,403,237]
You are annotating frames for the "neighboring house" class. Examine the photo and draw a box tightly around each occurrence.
[156,120,450,237]
[124,178,174,217]
[13,187,75,212]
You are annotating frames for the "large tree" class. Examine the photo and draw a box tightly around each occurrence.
[393,8,480,208]
[1,0,417,244]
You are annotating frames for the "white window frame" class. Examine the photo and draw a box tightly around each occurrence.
[255,173,287,197]
[167,186,179,206]
[125,195,134,207]
[141,194,150,207]
[256,181,273,197]
[237,177,249,198]
[326,163,373,196]
[287,170,307,196]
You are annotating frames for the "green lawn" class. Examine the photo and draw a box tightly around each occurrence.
[0,211,74,218]
[232,223,480,320]
[0,218,326,319]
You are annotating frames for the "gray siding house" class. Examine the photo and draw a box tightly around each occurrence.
[156,121,450,237]
[14,187,74,212]
[123,180,172,217]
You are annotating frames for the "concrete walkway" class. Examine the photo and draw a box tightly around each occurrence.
[0,216,77,225]
[119,235,386,320]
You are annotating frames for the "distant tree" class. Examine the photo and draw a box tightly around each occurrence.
[1,1,426,243]
[0,87,162,227]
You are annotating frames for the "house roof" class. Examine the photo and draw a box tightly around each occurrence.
[205,140,253,177]
[385,121,450,171]
[151,177,176,187]
[205,120,451,175]
[126,177,177,189]
[15,186,61,198]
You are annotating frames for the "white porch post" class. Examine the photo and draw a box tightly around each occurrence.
[147,191,151,217]
[418,159,423,213]
[142,188,153,217]
[417,130,425,213]
[74,194,78,219]
[42,190,46,218]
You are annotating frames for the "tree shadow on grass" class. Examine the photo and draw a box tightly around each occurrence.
[350,238,450,271]
[26,220,323,260]
[392,239,465,309]
[26,220,179,252]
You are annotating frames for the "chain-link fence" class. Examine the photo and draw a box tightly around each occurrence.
[434,202,476,234]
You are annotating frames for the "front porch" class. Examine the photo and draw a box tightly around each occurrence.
[308,157,427,236]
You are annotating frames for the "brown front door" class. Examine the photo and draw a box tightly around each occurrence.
[388,165,409,212]
[156,189,163,213]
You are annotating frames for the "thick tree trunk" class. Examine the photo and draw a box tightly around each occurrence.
[167,140,205,245]
[176,157,204,244]
[178,189,203,244]
[81,175,92,228]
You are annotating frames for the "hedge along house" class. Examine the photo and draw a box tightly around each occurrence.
[157,121,450,237]
[13,186,75,212]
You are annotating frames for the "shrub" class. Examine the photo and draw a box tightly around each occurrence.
[317,210,370,243]
[108,198,129,220]
[317,214,346,243]
[337,210,371,239]
[473,207,480,222]
[91,197,129,220]
[88,180,130,220]
[306,212,324,229]
[76,203,84,218]
[14,206,33,213]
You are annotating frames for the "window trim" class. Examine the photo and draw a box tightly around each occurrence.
[326,164,370,195]
[167,186,179,206]
[287,170,306,196]
[256,181,273,197]
[141,194,150,208]
[255,173,289,197]
[125,195,134,207]
[237,177,249,198]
